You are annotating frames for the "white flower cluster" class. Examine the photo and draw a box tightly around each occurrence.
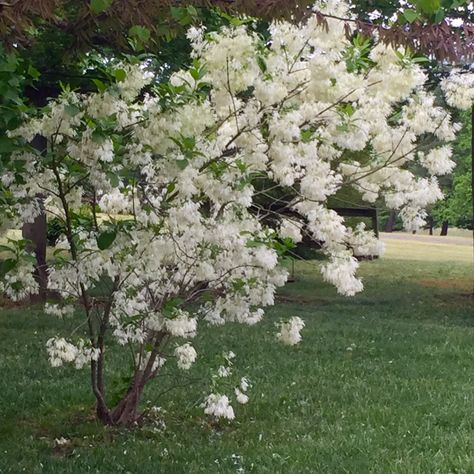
[0,0,463,420]
[418,146,455,176]
[441,71,474,110]
[174,343,197,370]
[202,394,235,420]
[0,259,38,302]
[277,316,305,346]
[46,337,100,369]
[321,254,363,296]
[135,352,166,372]
[44,303,75,319]
[235,376,250,405]
[279,219,303,243]
[346,223,385,258]
[203,352,250,421]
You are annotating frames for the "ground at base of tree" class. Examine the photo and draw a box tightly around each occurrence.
[0,258,473,473]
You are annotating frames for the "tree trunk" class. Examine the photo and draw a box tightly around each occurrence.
[385,210,396,232]
[440,220,449,236]
[22,85,59,301]
[110,384,145,426]
[426,215,434,235]
[92,380,145,427]
[22,135,48,302]
[22,208,48,303]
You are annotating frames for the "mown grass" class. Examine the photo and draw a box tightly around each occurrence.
[380,231,473,264]
[1,258,474,473]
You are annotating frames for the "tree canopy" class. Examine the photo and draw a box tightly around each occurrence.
[2,2,469,425]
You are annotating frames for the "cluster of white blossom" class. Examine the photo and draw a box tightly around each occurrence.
[46,337,100,369]
[441,70,474,110]
[203,352,250,420]
[44,303,75,319]
[202,394,235,420]
[175,343,197,370]
[277,316,305,346]
[0,258,38,302]
[0,0,464,421]
[346,223,385,258]
[135,352,166,372]
[418,146,455,176]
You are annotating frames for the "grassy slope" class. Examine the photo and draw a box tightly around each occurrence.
[382,238,472,264]
[1,258,474,473]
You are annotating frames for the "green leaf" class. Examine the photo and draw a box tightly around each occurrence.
[128,25,151,51]
[166,182,176,194]
[128,25,151,43]
[170,6,193,25]
[97,229,117,250]
[92,78,107,93]
[0,54,18,72]
[176,158,189,170]
[412,56,430,63]
[257,56,267,74]
[433,8,445,23]
[415,0,441,13]
[0,258,17,277]
[403,9,420,23]
[0,137,16,153]
[90,0,113,14]
[106,172,120,187]
[189,68,200,81]
[187,5,198,17]
[27,64,40,80]
[162,297,184,317]
[113,68,127,82]
[64,104,81,117]
[300,129,315,143]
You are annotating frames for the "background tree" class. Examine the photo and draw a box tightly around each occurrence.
[431,109,473,233]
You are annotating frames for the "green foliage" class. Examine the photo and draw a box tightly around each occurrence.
[345,35,374,73]
[416,0,441,14]
[47,218,66,246]
[0,47,41,219]
[0,47,36,132]
[170,6,200,26]
[355,0,470,25]
[403,8,420,23]
[90,0,114,15]
[128,25,152,51]
[96,229,117,250]
[433,109,472,229]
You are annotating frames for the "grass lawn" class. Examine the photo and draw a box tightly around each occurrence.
[381,233,473,264]
[1,257,474,473]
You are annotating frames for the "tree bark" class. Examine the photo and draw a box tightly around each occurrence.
[110,383,145,426]
[22,135,48,302]
[440,220,449,236]
[107,335,166,426]
[385,210,397,232]
[22,207,48,303]
[22,85,59,301]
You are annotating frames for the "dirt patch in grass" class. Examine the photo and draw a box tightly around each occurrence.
[417,278,474,291]
[276,294,330,305]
